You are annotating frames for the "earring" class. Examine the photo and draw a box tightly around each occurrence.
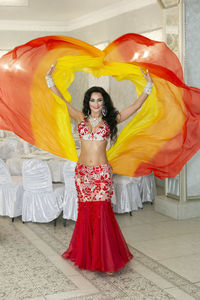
[102,106,107,117]
[87,109,90,116]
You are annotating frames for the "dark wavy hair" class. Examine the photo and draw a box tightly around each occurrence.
[82,86,119,142]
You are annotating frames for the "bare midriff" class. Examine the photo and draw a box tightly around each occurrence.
[78,140,108,166]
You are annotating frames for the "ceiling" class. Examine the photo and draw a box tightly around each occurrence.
[0,0,158,31]
[0,0,121,21]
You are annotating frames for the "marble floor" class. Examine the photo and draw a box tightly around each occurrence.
[1,202,200,300]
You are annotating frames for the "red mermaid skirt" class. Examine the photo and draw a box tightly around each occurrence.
[62,163,133,273]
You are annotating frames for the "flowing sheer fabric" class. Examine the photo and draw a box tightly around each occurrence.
[62,163,133,273]
[1,34,200,178]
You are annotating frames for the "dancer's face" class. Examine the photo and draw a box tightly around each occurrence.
[89,92,104,117]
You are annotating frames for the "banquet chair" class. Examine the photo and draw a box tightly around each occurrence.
[112,174,143,215]
[62,160,78,225]
[168,175,179,196]
[0,159,23,220]
[22,159,62,224]
[0,138,24,159]
[139,173,157,203]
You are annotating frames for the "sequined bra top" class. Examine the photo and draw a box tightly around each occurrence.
[78,118,110,141]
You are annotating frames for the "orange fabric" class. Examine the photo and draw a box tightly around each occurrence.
[0,34,199,179]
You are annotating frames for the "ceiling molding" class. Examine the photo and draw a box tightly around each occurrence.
[0,0,157,32]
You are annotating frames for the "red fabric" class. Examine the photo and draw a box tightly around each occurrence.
[78,118,110,141]
[62,163,133,272]
[62,201,133,273]
[75,163,113,202]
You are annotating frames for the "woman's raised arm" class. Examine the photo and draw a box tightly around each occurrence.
[116,69,153,124]
[45,63,84,124]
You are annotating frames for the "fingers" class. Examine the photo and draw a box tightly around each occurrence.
[51,63,56,70]
[47,63,56,75]
[140,68,149,75]
[140,68,149,81]
[140,68,153,83]
[140,68,145,75]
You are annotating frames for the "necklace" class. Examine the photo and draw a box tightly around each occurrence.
[88,115,102,128]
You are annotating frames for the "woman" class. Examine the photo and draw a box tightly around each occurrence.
[46,64,153,273]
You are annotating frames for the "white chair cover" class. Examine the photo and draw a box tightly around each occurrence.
[6,158,23,176]
[112,174,143,213]
[23,141,31,154]
[22,159,62,223]
[140,174,157,203]
[0,159,23,218]
[0,138,24,159]
[48,159,65,182]
[62,161,78,221]
[7,156,65,182]
[0,130,5,138]
[168,175,179,196]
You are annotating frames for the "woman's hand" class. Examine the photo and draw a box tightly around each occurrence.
[140,68,153,83]
[46,62,57,76]
[45,62,57,88]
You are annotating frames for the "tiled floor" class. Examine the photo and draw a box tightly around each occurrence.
[1,201,200,300]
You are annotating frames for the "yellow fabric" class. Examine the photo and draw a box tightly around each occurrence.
[52,56,184,175]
